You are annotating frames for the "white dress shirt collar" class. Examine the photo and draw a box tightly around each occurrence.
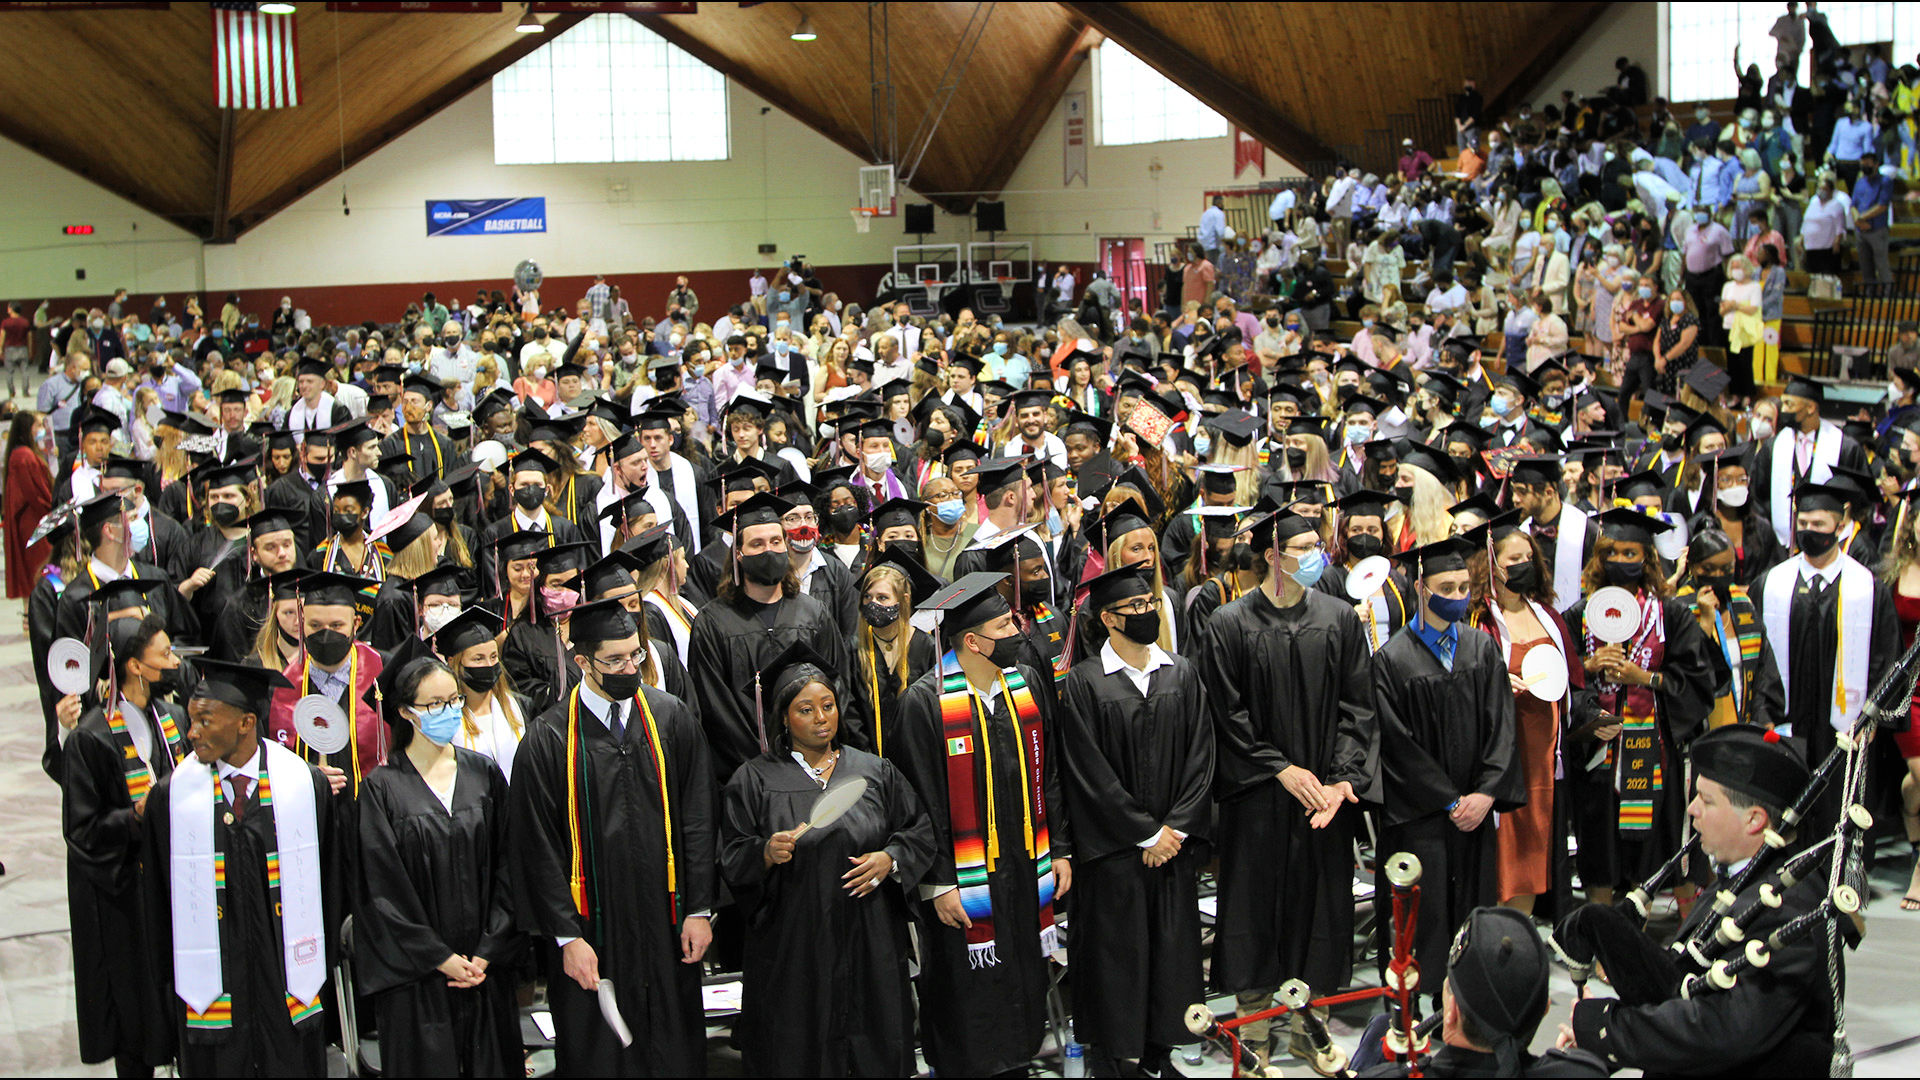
[1100,639,1173,695]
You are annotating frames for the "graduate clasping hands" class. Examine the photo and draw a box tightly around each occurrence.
[1278,764,1327,812]
[1143,826,1183,867]
[1308,781,1359,830]
[438,953,486,989]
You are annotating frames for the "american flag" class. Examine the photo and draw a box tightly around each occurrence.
[211,2,301,110]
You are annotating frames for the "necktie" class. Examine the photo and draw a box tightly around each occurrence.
[229,775,253,819]
[607,703,626,743]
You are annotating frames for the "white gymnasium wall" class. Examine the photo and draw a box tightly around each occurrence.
[1522,1,1663,111]
[995,61,1307,266]
[204,78,928,291]
[0,135,205,302]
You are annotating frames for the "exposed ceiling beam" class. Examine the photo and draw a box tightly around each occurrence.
[1055,1,1340,171]
[230,13,590,239]
[964,21,1099,205]
[631,11,971,215]
[1480,1,1613,121]
[210,108,236,244]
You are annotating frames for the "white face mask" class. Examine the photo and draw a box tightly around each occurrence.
[864,450,893,473]
[1717,483,1750,508]
[423,603,461,633]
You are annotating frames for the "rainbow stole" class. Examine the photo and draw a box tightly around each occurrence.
[107,706,186,801]
[185,768,322,1029]
[1584,591,1666,833]
[937,652,1056,967]
[1682,584,1765,728]
[1029,603,1071,682]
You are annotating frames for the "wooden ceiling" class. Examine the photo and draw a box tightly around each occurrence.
[0,1,1609,242]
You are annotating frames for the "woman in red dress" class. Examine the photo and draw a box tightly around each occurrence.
[4,410,55,620]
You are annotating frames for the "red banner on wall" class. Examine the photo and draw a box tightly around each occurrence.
[1063,90,1088,187]
[1233,126,1266,178]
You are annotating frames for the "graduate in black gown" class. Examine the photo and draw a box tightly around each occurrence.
[687,491,865,783]
[55,492,198,647]
[1371,536,1523,985]
[508,597,717,1078]
[142,659,342,1078]
[579,548,691,704]
[854,547,939,760]
[262,426,334,553]
[894,572,1073,1078]
[1197,507,1379,1060]
[62,613,188,1076]
[501,540,593,714]
[1564,509,1725,902]
[1058,566,1215,1077]
[205,508,305,664]
[357,656,521,1078]
[472,449,588,577]
[32,518,79,782]
[718,642,936,1077]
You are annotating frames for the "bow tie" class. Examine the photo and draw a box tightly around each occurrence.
[1535,526,1560,541]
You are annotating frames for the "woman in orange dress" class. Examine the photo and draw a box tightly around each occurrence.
[3,410,55,619]
[1470,519,1581,916]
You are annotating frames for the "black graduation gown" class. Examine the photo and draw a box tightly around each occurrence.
[1356,1042,1610,1077]
[686,592,867,782]
[893,660,1073,1077]
[380,427,464,487]
[473,515,587,595]
[185,527,252,648]
[717,749,936,1078]
[801,549,861,638]
[1563,593,1723,888]
[136,509,197,588]
[142,754,339,1078]
[367,576,418,652]
[863,628,936,761]
[55,558,199,645]
[502,618,579,717]
[1198,587,1381,995]
[210,578,272,664]
[1058,652,1215,1059]
[356,749,521,1079]
[508,687,717,1078]
[264,471,329,554]
[62,701,186,1069]
[1370,626,1524,975]
[31,570,69,782]
[1749,568,1900,843]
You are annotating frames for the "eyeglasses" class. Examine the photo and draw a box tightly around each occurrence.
[1106,597,1160,616]
[1283,541,1327,557]
[414,697,462,712]
[591,649,647,673]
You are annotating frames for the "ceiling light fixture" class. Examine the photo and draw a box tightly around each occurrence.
[516,4,544,33]
[790,15,816,41]
[260,2,297,13]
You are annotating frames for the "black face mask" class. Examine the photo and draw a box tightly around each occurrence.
[442,336,461,349]
[1113,609,1162,645]
[923,428,948,451]
[1501,560,1541,594]
[331,511,361,537]
[1285,447,1308,471]
[1660,431,1683,451]
[514,484,547,511]
[886,539,923,563]
[306,462,330,482]
[145,665,181,699]
[1602,559,1646,587]
[740,550,789,586]
[533,328,549,340]
[1796,528,1838,557]
[462,661,502,692]
[306,628,353,667]
[862,601,900,629]
[1346,533,1386,560]
[599,670,643,699]
[826,507,862,536]
[210,502,242,528]
[1693,573,1735,605]
[430,505,456,526]
[974,632,1025,669]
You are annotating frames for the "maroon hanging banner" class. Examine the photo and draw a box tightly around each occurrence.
[1233,126,1266,179]
[530,1,697,11]
[1063,90,1088,187]
[326,2,504,11]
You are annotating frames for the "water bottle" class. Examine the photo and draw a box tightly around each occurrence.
[1063,1038,1085,1078]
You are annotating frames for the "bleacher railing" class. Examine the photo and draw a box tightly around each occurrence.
[1809,254,1920,382]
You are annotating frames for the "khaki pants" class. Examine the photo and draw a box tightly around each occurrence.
[749,294,768,317]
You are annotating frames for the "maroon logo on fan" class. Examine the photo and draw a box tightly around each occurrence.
[1603,604,1625,621]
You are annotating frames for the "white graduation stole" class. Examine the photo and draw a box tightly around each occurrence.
[1760,554,1873,733]
[1526,502,1588,613]
[1768,424,1841,545]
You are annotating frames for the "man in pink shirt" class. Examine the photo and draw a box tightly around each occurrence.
[1398,138,1435,181]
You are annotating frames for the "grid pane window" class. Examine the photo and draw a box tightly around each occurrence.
[492,13,730,165]
[1667,2,1913,104]
[1096,42,1228,147]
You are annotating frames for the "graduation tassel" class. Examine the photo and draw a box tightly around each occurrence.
[753,670,768,753]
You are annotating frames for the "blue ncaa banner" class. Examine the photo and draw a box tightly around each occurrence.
[425,198,547,237]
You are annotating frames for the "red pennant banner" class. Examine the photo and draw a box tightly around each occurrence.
[1233,126,1265,178]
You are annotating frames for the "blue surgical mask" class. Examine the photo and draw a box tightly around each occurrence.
[1427,592,1473,624]
[1046,507,1063,533]
[1637,286,1653,299]
[128,515,151,553]
[935,498,966,525]
[1288,548,1328,588]
[1344,423,1370,444]
[1491,394,1515,417]
[992,341,1009,355]
[1669,300,1686,314]
[414,703,463,746]
[1193,431,1212,456]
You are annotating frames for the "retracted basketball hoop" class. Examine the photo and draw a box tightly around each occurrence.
[851,207,878,233]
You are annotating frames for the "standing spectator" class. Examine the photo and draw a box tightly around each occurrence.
[1852,153,1896,289]
[219,292,243,335]
[1454,77,1483,149]
[1653,289,1700,398]
[1828,100,1876,188]
[1719,254,1765,402]
[421,291,450,331]
[1728,149,1773,241]
[1048,265,1078,326]
[584,273,612,323]
[666,274,699,319]
[1770,2,1806,74]
[1755,244,1787,391]
[1684,104,1720,147]
[36,352,87,449]
[1181,248,1217,312]
[428,320,480,395]
[270,295,296,340]
[1613,56,1648,105]
[1397,138,1434,181]
[1615,274,1660,408]
[1801,171,1852,279]
[1325,169,1357,251]
[748,267,769,320]
[607,285,631,332]
[4,410,53,620]
[1681,209,1734,348]
[1,301,32,398]
[1197,196,1227,266]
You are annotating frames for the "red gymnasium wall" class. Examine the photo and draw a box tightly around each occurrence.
[27,261,1088,334]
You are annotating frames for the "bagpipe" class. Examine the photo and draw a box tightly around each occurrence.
[1183,851,1434,1078]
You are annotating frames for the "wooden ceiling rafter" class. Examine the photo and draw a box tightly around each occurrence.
[966,20,1100,203]
[1479,0,1614,121]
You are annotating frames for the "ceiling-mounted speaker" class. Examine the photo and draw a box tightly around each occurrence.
[975,201,1006,232]
[903,204,934,234]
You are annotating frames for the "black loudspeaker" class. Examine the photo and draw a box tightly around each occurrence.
[903,203,935,234]
[975,200,1006,232]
